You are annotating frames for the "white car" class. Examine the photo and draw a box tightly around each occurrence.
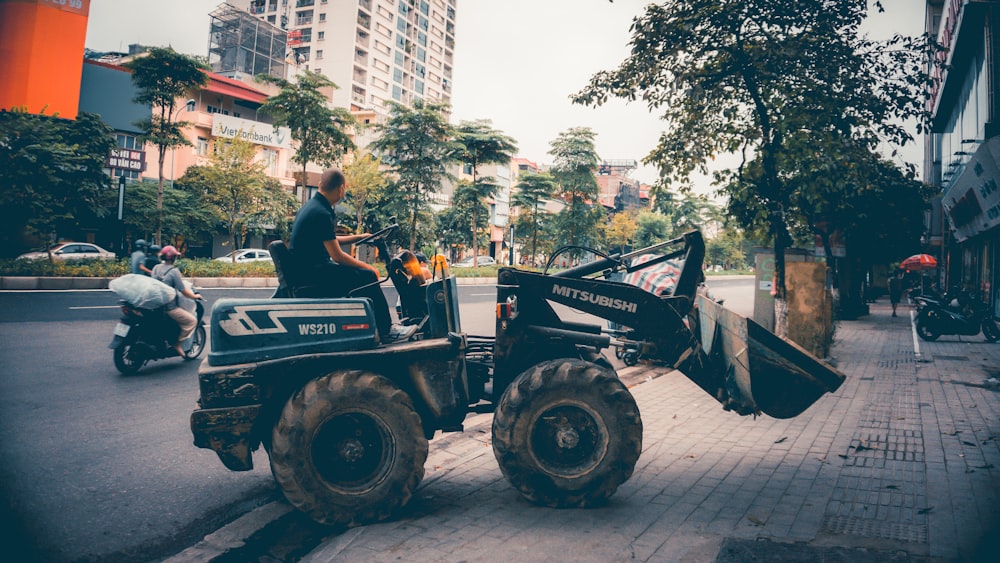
[215,248,272,263]
[452,255,496,268]
[17,242,116,260]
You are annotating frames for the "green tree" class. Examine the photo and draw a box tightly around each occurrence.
[258,70,357,199]
[706,227,747,270]
[548,127,605,259]
[438,181,490,259]
[123,47,209,244]
[177,137,297,256]
[369,99,458,250]
[633,210,673,249]
[607,211,638,255]
[454,119,518,266]
[575,1,933,334]
[101,178,217,249]
[343,152,389,233]
[511,172,557,266]
[0,110,116,258]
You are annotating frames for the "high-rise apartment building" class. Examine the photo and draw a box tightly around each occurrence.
[232,0,456,115]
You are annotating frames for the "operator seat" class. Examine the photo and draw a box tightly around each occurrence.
[268,240,324,298]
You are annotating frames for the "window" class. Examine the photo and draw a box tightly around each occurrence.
[115,133,139,149]
[317,31,324,40]
[316,50,323,59]
[319,13,325,22]
[207,105,229,116]
[262,148,279,175]
[197,137,209,156]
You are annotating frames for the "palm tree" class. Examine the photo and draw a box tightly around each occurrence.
[454,119,517,266]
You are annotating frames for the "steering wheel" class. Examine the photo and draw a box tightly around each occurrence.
[354,216,399,246]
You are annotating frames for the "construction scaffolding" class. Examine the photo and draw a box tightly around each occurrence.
[209,3,287,80]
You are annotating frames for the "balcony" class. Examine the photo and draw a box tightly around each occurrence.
[357,11,371,29]
[295,0,314,7]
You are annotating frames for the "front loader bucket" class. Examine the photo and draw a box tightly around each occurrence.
[689,295,845,419]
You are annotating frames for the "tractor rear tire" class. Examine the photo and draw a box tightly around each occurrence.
[269,370,427,526]
[492,358,642,508]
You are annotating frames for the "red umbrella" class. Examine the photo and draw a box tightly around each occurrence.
[899,254,937,271]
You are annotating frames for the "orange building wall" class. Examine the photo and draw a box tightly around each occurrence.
[0,0,91,118]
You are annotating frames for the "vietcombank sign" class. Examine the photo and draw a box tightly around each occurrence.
[211,114,292,150]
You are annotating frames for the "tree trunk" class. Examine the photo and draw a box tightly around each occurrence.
[156,150,166,245]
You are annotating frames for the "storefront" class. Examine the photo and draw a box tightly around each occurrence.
[941,137,1000,318]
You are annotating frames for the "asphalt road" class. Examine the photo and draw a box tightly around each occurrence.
[0,277,753,562]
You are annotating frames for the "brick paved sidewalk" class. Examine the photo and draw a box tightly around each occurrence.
[302,297,999,562]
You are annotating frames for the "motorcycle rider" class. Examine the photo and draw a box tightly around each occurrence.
[151,245,202,357]
[130,239,152,276]
[144,244,162,273]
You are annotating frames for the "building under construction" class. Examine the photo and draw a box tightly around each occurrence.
[208,3,287,81]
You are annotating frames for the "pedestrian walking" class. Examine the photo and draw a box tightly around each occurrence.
[888,271,904,317]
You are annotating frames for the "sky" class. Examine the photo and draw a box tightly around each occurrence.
[84,0,926,194]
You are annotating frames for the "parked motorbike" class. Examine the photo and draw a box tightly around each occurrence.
[109,288,206,374]
[913,290,1000,342]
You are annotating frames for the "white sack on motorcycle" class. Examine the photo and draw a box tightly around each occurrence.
[109,274,177,309]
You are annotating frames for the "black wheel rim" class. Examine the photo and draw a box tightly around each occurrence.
[529,402,608,477]
[312,411,392,492]
[120,345,142,370]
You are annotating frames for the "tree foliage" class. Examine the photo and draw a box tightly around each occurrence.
[176,137,298,255]
[369,99,458,250]
[606,211,638,254]
[548,127,606,258]
[511,172,558,266]
[343,152,389,233]
[0,110,116,257]
[633,211,673,249]
[258,70,357,197]
[575,0,935,330]
[438,180,490,258]
[454,119,518,265]
[124,47,208,243]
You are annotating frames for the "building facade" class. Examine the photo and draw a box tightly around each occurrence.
[0,0,91,118]
[233,0,457,115]
[924,0,1000,319]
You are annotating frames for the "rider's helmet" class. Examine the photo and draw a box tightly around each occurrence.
[160,245,180,260]
[134,239,147,249]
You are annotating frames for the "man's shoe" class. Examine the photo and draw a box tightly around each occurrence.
[384,323,417,343]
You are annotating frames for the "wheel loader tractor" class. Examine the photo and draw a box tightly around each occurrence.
[190,228,844,526]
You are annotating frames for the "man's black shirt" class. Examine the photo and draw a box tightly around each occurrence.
[289,192,337,268]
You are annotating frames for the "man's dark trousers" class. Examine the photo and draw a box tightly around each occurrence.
[306,262,392,338]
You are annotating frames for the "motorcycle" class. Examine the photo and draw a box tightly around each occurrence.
[913,290,1000,342]
[109,285,206,374]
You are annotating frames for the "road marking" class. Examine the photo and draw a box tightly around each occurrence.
[471,293,494,296]
[910,309,926,362]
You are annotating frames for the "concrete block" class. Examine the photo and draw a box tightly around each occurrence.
[38,277,74,290]
[73,277,111,290]
[1,277,38,290]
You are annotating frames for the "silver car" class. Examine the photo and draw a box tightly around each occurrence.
[215,248,272,263]
[17,242,116,260]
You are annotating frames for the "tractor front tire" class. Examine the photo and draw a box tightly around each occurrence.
[492,358,642,508]
[270,370,428,526]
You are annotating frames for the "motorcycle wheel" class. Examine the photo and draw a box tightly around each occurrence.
[184,325,207,359]
[915,314,940,342]
[113,344,145,375]
[982,319,1000,343]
